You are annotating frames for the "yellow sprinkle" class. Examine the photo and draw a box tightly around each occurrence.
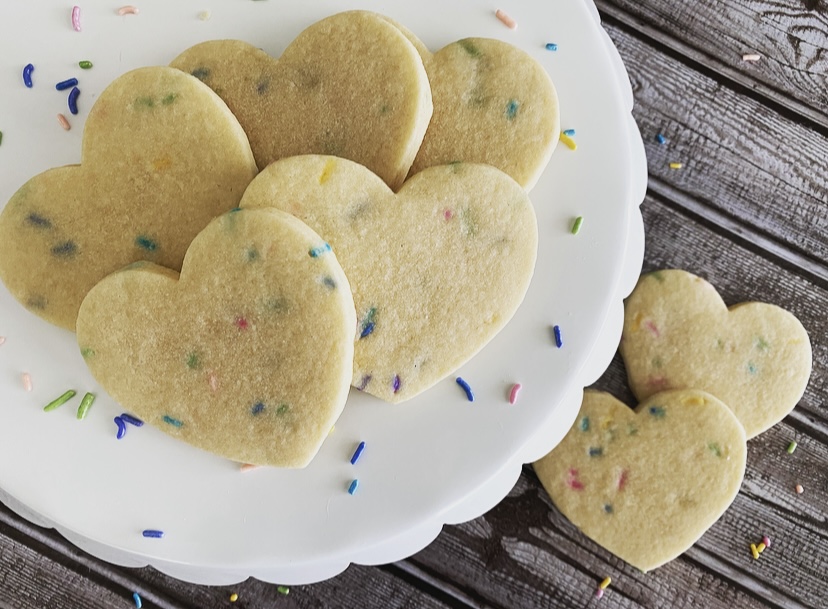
[229,593,238,602]
[198,10,212,20]
[153,156,173,172]
[682,396,705,406]
[669,162,683,169]
[632,312,643,331]
[757,542,766,553]
[599,576,611,590]
[319,158,337,184]
[750,543,759,559]
[559,132,577,150]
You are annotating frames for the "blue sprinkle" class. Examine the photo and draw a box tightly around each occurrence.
[23,64,34,88]
[322,276,337,289]
[588,447,603,457]
[191,67,211,81]
[120,413,144,427]
[348,479,359,495]
[251,402,265,415]
[56,78,79,91]
[359,307,378,339]
[580,417,590,431]
[455,377,475,402]
[229,207,242,213]
[51,240,78,258]
[506,99,520,120]
[604,504,614,514]
[350,441,366,465]
[135,236,157,251]
[392,375,401,394]
[133,592,143,608]
[656,133,666,144]
[162,415,184,428]
[68,86,80,115]
[26,213,52,228]
[360,322,375,339]
[114,416,127,440]
[545,43,558,51]
[309,243,332,258]
[563,129,576,137]
[142,529,164,539]
[649,406,666,418]
[553,325,563,348]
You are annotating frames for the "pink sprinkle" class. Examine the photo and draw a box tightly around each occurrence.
[647,376,669,390]
[235,317,249,330]
[566,468,584,490]
[795,484,804,494]
[57,114,71,131]
[117,5,139,15]
[240,463,259,472]
[443,209,454,221]
[595,588,604,600]
[508,383,522,404]
[22,373,33,392]
[617,469,628,491]
[207,372,218,393]
[495,9,517,30]
[762,535,771,549]
[644,320,660,337]
[0,337,6,346]
[71,6,81,31]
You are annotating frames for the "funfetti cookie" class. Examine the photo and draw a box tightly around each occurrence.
[620,270,812,438]
[239,155,538,403]
[170,11,432,191]
[0,67,257,331]
[76,208,356,468]
[382,19,559,190]
[534,389,747,572]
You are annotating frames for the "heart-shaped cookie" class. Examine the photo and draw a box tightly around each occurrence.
[534,390,747,572]
[170,11,432,191]
[382,19,559,190]
[620,270,812,438]
[0,67,257,330]
[239,155,537,403]
[76,208,356,468]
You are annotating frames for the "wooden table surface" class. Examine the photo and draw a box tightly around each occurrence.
[2,1,827,607]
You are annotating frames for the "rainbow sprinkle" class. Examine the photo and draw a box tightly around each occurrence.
[456,377,475,402]
[350,441,366,465]
[348,479,359,495]
[44,390,76,412]
[142,529,164,539]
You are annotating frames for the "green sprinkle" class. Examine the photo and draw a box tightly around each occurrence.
[627,424,638,436]
[579,417,590,431]
[650,271,665,283]
[276,404,290,415]
[649,405,666,418]
[756,336,770,351]
[161,93,179,106]
[0,131,3,146]
[76,393,96,420]
[458,39,482,57]
[707,442,722,457]
[191,67,211,81]
[748,362,758,375]
[79,60,93,69]
[186,352,201,370]
[135,236,158,251]
[505,99,520,120]
[571,216,584,234]
[44,390,77,412]
[787,441,798,454]
[80,347,95,359]
[277,586,290,595]
[135,96,155,109]
[163,415,184,428]
[246,247,259,262]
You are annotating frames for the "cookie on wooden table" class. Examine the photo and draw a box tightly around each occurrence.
[0,67,257,330]
[76,208,356,468]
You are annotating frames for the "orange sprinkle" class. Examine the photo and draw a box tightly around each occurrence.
[57,114,71,131]
[795,484,804,494]
[22,372,33,392]
[117,5,139,15]
[495,9,517,30]
[240,463,260,472]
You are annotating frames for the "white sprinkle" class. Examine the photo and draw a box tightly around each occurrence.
[198,10,211,21]
[22,373,33,392]
[742,53,761,62]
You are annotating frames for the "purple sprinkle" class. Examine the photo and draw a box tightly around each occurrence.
[348,479,359,495]
[114,416,127,440]
[553,325,563,348]
[120,413,144,427]
[23,64,34,88]
[142,529,164,539]
[357,375,372,391]
[55,77,79,91]
[455,377,474,402]
[350,441,366,465]
[68,87,80,115]
[392,375,401,394]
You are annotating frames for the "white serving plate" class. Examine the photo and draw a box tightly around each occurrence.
[0,0,646,584]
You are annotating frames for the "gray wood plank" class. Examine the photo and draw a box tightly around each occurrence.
[408,193,828,609]
[597,0,828,128]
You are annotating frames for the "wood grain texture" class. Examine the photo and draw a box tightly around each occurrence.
[597,0,828,128]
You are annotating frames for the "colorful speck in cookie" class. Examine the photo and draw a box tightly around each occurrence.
[381,18,559,190]
[76,208,356,468]
[620,270,812,438]
[0,67,257,331]
[170,11,432,191]
[239,155,538,403]
[534,389,747,572]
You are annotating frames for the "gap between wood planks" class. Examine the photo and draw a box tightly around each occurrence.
[594,1,828,136]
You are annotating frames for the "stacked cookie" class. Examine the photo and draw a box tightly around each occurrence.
[534,269,812,571]
[0,11,558,467]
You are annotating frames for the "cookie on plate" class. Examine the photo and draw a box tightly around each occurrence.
[534,389,747,572]
[383,19,559,190]
[240,155,538,403]
[620,270,812,438]
[76,208,356,468]
[170,11,432,191]
[0,67,257,330]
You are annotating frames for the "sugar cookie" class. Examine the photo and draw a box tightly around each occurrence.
[534,389,746,572]
[620,270,812,438]
[0,67,257,330]
[170,11,432,191]
[240,155,537,403]
[76,208,356,468]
